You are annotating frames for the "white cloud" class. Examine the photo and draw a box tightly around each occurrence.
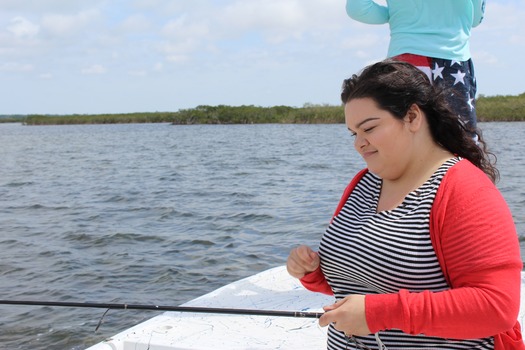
[39,73,53,79]
[41,9,100,37]
[0,62,34,72]
[130,0,186,14]
[469,1,525,95]
[7,17,40,38]
[162,52,190,64]
[153,62,163,71]
[341,34,383,50]
[119,14,151,33]
[473,50,499,65]
[81,64,106,75]
[474,2,525,45]
[161,15,209,40]
[1,0,103,12]
[221,1,306,30]
[218,0,317,43]
[157,15,211,62]
[128,70,147,77]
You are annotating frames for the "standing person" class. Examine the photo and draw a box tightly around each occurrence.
[286,60,523,350]
[345,0,485,132]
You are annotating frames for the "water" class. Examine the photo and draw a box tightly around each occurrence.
[0,122,523,350]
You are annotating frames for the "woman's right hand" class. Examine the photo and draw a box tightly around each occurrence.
[286,245,320,279]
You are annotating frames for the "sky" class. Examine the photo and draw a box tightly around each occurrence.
[1,0,524,115]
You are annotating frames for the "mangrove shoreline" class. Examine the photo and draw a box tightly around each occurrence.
[3,93,525,125]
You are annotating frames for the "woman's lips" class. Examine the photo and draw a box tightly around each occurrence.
[362,150,377,159]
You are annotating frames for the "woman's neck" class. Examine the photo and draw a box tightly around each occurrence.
[377,146,453,212]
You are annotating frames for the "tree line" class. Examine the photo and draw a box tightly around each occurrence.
[3,93,524,125]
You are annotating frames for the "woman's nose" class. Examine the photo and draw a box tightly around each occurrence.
[354,133,368,149]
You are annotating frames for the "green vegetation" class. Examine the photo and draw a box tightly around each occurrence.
[13,93,525,125]
[476,93,525,122]
[22,112,174,125]
[0,115,26,123]
[172,104,344,125]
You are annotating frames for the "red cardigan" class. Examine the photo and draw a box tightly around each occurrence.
[301,160,524,349]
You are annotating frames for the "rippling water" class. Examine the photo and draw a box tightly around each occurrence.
[0,122,523,350]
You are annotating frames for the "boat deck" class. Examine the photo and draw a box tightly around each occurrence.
[87,267,525,350]
[86,266,332,350]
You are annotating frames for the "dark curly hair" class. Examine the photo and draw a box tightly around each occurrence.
[341,60,498,183]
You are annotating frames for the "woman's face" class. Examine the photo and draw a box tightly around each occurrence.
[345,97,413,180]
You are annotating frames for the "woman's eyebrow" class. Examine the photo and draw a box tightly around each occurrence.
[348,117,380,132]
[356,117,380,128]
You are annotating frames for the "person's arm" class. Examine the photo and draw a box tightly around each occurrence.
[346,0,389,24]
[288,245,333,295]
[364,164,522,339]
[472,0,486,27]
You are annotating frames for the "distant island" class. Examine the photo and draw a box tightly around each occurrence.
[2,93,524,125]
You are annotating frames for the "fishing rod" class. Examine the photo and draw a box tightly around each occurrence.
[0,299,323,319]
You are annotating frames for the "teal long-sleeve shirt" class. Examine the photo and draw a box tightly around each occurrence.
[346,0,485,61]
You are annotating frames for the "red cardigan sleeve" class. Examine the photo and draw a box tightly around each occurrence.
[300,266,333,295]
[365,160,524,345]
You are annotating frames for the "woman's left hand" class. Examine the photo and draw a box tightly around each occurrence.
[319,294,371,336]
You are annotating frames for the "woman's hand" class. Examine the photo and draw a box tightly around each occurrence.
[286,245,320,279]
[319,295,371,336]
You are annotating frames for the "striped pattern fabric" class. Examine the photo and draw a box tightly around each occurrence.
[319,158,494,349]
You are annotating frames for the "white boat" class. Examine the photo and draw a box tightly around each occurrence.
[86,266,525,350]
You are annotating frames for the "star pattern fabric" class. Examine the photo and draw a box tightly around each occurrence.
[451,69,467,86]
[432,63,444,80]
[429,58,477,129]
[393,54,478,130]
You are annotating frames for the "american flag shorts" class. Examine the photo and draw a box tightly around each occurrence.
[393,53,477,130]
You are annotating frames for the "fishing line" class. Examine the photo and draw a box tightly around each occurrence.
[95,308,110,332]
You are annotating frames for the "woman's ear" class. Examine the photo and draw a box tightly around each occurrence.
[404,104,423,132]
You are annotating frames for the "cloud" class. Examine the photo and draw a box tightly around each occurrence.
[341,33,383,50]
[471,2,525,66]
[152,62,163,72]
[221,1,307,33]
[161,15,209,39]
[39,73,53,79]
[118,14,151,33]
[474,50,499,65]
[41,9,100,37]
[7,17,40,38]
[0,62,34,72]
[157,15,210,62]
[1,0,103,13]
[217,0,344,43]
[127,69,148,77]
[81,64,107,75]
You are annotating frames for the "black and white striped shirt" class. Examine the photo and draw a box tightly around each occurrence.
[319,158,493,349]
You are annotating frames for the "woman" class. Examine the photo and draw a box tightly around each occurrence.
[287,60,523,349]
